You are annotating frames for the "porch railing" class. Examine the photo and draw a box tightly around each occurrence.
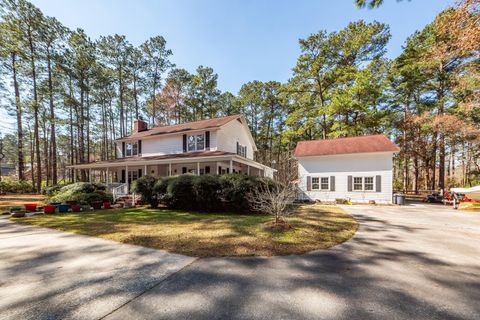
[110,183,128,202]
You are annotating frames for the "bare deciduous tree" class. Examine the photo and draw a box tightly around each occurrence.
[248,176,297,225]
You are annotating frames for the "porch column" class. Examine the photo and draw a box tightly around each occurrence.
[89,168,92,183]
[106,167,109,185]
[197,162,200,175]
[168,163,172,176]
[247,165,250,176]
[144,165,147,176]
[73,169,77,183]
[125,165,129,191]
[229,159,233,174]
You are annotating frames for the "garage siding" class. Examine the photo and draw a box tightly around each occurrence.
[298,152,394,204]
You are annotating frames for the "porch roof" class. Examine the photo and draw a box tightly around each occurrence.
[67,151,275,171]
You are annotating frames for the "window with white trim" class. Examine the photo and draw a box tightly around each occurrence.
[312,177,330,190]
[125,141,138,157]
[187,134,205,152]
[364,177,374,191]
[353,176,374,191]
[237,144,247,157]
[320,177,329,190]
[353,177,363,191]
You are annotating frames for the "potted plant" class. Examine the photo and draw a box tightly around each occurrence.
[43,205,57,214]
[24,203,37,212]
[57,203,71,213]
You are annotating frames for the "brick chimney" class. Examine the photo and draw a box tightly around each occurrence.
[133,119,148,133]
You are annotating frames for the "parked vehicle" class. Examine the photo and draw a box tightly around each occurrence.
[450,186,479,209]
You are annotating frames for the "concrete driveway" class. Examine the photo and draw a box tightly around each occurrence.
[1,204,479,319]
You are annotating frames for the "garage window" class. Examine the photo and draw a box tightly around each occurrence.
[312,177,329,191]
[364,177,374,191]
[320,177,329,190]
[353,177,363,191]
[353,176,375,191]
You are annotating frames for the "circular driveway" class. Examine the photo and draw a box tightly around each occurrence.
[106,203,480,320]
[1,203,479,319]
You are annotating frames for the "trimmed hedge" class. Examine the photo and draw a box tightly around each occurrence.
[167,175,196,210]
[49,182,113,205]
[133,174,278,213]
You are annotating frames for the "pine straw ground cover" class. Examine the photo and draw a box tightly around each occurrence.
[12,204,358,257]
[0,194,47,211]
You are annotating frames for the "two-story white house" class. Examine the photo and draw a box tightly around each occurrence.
[295,134,399,204]
[69,115,275,194]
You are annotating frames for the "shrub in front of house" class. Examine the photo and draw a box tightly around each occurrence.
[128,174,279,213]
[193,174,223,212]
[219,174,258,212]
[131,175,159,208]
[154,176,176,207]
[49,182,112,205]
[167,175,197,210]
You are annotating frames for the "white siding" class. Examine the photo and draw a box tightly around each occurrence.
[115,119,255,160]
[216,119,254,160]
[118,130,218,157]
[298,152,394,204]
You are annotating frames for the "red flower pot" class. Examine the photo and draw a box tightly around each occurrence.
[103,202,111,209]
[24,204,37,212]
[43,205,57,214]
[91,201,102,210]
[71,204,81,212]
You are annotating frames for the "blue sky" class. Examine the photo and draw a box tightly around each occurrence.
[0,0,454,133]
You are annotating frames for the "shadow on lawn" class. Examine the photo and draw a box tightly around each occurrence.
[2,207,480,320]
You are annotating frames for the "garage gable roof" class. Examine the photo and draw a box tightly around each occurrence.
[294,134,400,157]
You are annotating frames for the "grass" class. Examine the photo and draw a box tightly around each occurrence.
[459,202,480,211]
[0,194,46,211]
[12,204,358,257]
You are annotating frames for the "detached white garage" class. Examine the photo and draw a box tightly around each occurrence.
[295,135,400,204]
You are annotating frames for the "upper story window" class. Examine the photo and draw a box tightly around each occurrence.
[187,134,205,152]
[237,143,247,158]
[125,141,139,157]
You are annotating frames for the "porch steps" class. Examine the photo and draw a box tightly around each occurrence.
[114,195,143,206]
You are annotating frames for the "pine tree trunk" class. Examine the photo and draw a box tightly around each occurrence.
[42,112,50,186]
[68,77,74,182]
[47,49,57,184]
[11,52,25,180]
[28,29,42,193]
[79,76,86,181]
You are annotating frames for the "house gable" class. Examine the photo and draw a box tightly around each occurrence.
[115,115,256,160]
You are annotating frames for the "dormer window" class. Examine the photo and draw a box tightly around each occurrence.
[187,134,205,152]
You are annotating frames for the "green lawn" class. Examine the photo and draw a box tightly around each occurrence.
[13,205,358,257]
